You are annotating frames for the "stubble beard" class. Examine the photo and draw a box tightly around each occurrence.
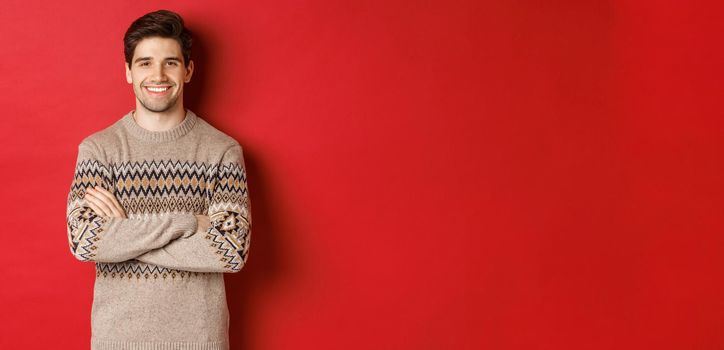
[135,84,180,113]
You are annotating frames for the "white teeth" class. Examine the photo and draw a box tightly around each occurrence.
[147,86,169,92]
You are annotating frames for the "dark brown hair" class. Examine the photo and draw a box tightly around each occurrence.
[123,9,193,69]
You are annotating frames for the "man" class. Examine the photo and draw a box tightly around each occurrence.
[66,9,251,350]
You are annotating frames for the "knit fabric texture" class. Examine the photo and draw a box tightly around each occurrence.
[66,109,251,350]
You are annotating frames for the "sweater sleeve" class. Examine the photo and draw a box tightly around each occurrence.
[133,143,252,273]
[66,140,199,263]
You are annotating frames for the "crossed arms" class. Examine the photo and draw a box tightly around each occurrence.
[66,140,251,273]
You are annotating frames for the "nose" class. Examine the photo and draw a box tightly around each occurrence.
[150,63,168,83]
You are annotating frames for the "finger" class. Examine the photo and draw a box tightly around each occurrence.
[89,187,122,215]
[85,192,109,216]
[92,187,126,217]
[85,196,110,217]
[88,188,123,217]
[194,214,212,232]
[85,190,114,217]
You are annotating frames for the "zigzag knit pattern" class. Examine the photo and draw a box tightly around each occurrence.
[67,109,248,349]
[67,158,111,262]
[67,157,250,279]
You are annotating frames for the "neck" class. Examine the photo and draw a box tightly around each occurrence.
[132,103,187,132]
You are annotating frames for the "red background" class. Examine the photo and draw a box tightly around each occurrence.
[1,0,723,349]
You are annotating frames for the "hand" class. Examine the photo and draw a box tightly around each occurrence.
[194,214,211,233]
[85,185,127,218]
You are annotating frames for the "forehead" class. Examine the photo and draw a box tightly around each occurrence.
[133,36,182,59]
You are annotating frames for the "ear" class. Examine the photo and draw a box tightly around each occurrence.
[125,62,132,84]
[184,60,194,83]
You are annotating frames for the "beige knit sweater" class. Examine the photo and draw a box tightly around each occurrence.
[66,108,251,350]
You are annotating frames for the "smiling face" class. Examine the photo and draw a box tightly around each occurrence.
[125,36,194,113]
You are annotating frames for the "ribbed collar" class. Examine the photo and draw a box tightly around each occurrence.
[121,108,198,142]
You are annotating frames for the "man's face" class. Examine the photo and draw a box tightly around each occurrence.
[125,36,194,113]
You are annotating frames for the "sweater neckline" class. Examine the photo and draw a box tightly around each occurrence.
[121,108,198,142]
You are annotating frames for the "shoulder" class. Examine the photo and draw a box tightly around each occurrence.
[77,116,126,160]
[192,114,244,151]
[75,113,127,159]
[191,114,248,165]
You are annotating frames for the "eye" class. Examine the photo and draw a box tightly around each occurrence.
[140,62,150,67]
[167,61,178,66]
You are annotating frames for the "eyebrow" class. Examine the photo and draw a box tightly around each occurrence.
[133,56,183,64]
